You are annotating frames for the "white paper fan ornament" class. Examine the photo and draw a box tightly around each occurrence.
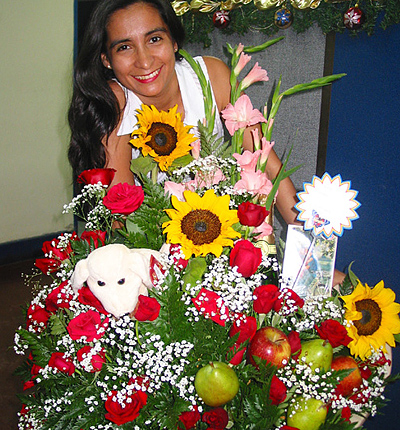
[295,173,360,238]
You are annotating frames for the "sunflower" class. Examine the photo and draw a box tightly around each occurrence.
[130,104,196,171]
[163,189,240,258]
[342,280,400,360]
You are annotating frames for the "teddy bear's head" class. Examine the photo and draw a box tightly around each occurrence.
[71,244,160,318]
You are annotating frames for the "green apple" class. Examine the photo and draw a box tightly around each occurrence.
[298,339,333,373]
[194,361,239,407]
[287,396,327,430]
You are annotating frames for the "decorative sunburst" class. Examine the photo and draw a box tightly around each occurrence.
[342,280,400,360]
[131,104,196,171]
[295,173,360,238]
[162,189,240,258]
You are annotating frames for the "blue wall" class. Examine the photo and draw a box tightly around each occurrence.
[327,23,400,428]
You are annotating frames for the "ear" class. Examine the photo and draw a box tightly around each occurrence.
[127,251,153,288]
[101,53,112,70]
[173,41,178,54]
[71,258,90,292]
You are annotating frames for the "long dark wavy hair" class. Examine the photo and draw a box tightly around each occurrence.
[68,0,185,179]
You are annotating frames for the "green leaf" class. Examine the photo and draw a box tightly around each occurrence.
[130,154,156,177]
[182,257,208,290]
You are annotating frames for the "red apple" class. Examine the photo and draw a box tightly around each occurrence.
[247,327,291,369]
[331,355,362,397]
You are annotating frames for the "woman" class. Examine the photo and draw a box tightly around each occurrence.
[68,0,299,225]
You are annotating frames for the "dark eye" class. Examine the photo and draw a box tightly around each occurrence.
[97,280,106,287]
[118,278,125,285]
[149,36,162,44]
[116,44,129,52]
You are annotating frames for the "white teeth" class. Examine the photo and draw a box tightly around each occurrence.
[135,68,160,80]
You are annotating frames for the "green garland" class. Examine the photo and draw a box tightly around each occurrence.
[177,0,400,47]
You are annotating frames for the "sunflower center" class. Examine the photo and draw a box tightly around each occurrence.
[354,298,382,336]
[147,122,177,156]
[181,209,222,245]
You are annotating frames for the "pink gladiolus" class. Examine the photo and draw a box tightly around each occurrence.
[191,139,201,160]
[233,150,261,173]
[233,52,252,77]
[164,181,186,201]
[222,95,267,136]
[253,221,274,239]
[193,169,226,189]
[251,129,275,165]
[234,170,273,195]
[241,63,269,90]
[235,43,244,56]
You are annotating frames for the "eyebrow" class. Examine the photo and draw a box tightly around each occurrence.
[109,27,169,50]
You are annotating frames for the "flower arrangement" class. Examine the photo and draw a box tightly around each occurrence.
[14,40,400,430]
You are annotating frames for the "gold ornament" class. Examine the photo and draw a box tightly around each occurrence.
[171,0,191,15]
[290,0,322,9]
[254,0,285,11]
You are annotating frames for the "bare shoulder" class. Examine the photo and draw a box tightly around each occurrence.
[202,56,231,110]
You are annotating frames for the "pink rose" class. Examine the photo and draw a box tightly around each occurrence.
[132,295,161,321]
[229,239,262,278]
[67,310,109,342]
[48,352,75,375]
[103,182,144,215]
[77,168,116,186]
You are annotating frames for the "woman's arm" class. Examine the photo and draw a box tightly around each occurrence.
[102,81,135,186]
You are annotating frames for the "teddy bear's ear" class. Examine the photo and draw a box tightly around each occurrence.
[71,258,89,291]
[127,251,154,288]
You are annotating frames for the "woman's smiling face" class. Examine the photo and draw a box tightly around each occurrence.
[101,3,178,104]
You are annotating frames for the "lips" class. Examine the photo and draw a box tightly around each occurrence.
[133,67,162,83]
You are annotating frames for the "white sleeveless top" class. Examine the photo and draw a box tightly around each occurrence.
[116,56,224,139]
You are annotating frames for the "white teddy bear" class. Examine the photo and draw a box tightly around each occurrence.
[71,243,161,318]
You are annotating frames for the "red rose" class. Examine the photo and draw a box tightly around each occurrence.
[35,234,77,274]
[269,375,287,405]
[67,310,109,342]
[132,295,161,321]
[287,331,302,358]
[105,389,147,425]
[229,239,262,278]
[169,244,189,269]
[77,345,106,372]
[237,202,269,227]
[192,288,230,326]
[26,304,49,330]
[103,182,144,215]
[48,352,75,375]
[202,408,229,429]
[253,284,280,314]
[315,319,352,348]
[78,286,108,314]
[77,168,116,186]
[280,426,300,430]
[359,364,372,380]
[80,230,107,248]
[178,406,201,430]
[273,289,304,312]
[229,315,257,344]
[341,406,351,422]
[229,315,257,365]
[45,281,72,313]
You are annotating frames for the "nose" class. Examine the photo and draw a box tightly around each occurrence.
[134,45,153,70]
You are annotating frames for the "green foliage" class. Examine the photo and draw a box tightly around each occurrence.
[122,176,171,250]
[179,1,400,48]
